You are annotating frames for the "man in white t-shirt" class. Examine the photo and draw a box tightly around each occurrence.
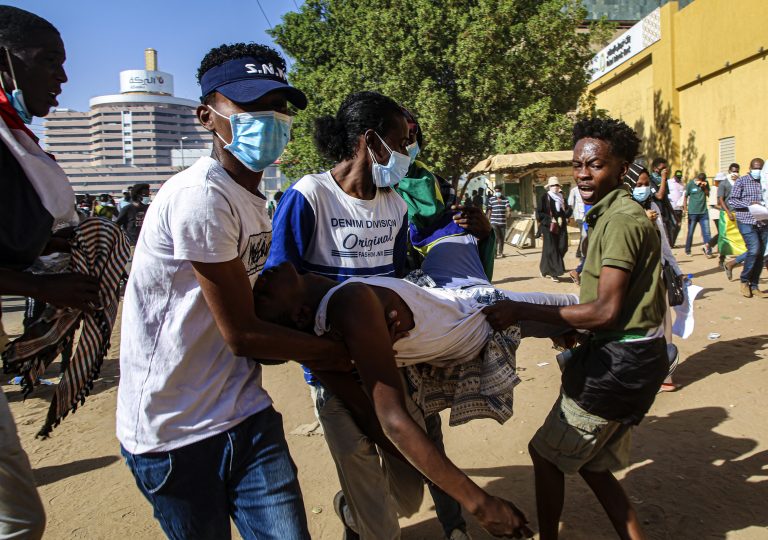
[116,44,351,540]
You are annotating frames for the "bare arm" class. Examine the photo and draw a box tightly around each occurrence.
[329,283,530,537]
[484,265,631,331]
[191,258,350,370]
[654,167,668,200]
[0,268,99,313]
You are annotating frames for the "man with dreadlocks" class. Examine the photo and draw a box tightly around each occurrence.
[484,118,667,540]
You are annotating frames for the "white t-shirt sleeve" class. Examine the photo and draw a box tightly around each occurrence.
[168,185,240,263]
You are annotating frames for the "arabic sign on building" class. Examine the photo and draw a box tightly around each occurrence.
[589,7,662,82]
[120,69,174,94]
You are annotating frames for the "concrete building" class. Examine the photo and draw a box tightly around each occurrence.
[587,0,768,177]
[41,48,278,200]
[44,48,209,197]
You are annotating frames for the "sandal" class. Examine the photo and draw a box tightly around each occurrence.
[658,382,681,393]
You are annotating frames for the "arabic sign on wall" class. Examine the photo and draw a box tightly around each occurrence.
[589,7,661,83]
[120,69,174,94]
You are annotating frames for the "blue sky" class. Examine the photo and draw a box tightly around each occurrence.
[6,0,300,133]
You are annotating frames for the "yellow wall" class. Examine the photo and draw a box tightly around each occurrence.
[588,0,768,176]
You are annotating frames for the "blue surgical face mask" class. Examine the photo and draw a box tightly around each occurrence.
[632,186,651,203]
[210,107,292,172]
[406,141,420,164]
[141,196,151,205]
[367,133,411,188]
[750,169,761,180]
[1,49,33,124]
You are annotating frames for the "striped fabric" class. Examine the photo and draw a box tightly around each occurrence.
[2,218,130,437]
[404,288,522,426]
[487,195,510,226]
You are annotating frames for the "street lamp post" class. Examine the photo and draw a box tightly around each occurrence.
[180,136,188,169]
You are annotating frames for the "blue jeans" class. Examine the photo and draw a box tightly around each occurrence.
[736,221,768,288]
[685,213,711,254]
[121,407,309,540]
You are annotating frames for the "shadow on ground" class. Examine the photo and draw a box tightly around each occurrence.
[404,406,767,539]
[33,455,120,487]
[675,334,768,385]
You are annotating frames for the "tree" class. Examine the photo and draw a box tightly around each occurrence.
[271,0,609,183]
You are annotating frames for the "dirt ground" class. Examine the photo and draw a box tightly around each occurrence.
[3,238,767,539]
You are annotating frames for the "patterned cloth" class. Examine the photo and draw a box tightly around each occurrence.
[402,281,522,426]
[3,218,130,437]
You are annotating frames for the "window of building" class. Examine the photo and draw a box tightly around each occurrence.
[719,137,736,173]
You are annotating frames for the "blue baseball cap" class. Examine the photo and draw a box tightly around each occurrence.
[200,56,307,109]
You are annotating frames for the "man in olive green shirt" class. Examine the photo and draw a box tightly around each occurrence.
[683,172,712,256]
[484,117,666,540]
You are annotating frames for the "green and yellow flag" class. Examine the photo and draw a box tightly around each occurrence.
[717,211,747,257]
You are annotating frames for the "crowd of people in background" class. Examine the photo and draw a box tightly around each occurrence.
[2,5,767,540]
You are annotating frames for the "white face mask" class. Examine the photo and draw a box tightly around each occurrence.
[366,133,410,188]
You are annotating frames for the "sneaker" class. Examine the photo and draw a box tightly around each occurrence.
[448,528,472,540]
[333,491,360,540]
[740,282,753,298]
[702,246,714,258]
[550,276,560,283]
[752,288,768,299]
[685,251,691,256]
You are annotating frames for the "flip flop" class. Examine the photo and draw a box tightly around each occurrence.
[658,382,681,393]
[723,262,733,281]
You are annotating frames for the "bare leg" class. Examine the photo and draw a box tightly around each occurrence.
[579,468,647,540]
[529,442,564,540]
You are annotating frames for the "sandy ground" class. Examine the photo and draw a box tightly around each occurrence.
[3,237,768,540]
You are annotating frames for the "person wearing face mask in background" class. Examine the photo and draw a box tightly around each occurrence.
[115,183,150,246]
[727,157,768,298]
[718,164,749,279]
[667,170,685,246]
[487,185,511,258]
[626,163,685,392]
[682,173,712,257]
[537,177,572,281]
[116,44,355,540]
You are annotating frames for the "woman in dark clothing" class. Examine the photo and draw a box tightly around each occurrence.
[537,176,572,281]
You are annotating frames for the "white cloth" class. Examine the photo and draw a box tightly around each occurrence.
[567,187,585,221]
[0,115,76,225]
[548,190,564,213]
[313,277,579,368]
[668,179,685,210]
[117,157,272,454]
[315,276,490,367]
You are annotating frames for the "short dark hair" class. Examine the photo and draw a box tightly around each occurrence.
[314,91,404,163]
[0,6,59,49]
[696,173,707,180]
[651,157,668,169]
[197,43,286,103]
[131,183,150,200]
[400,106,423,149]
[572,117,641,163]
[729,162,740,170]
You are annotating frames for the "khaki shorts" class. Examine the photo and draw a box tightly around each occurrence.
[530,392,632,474]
